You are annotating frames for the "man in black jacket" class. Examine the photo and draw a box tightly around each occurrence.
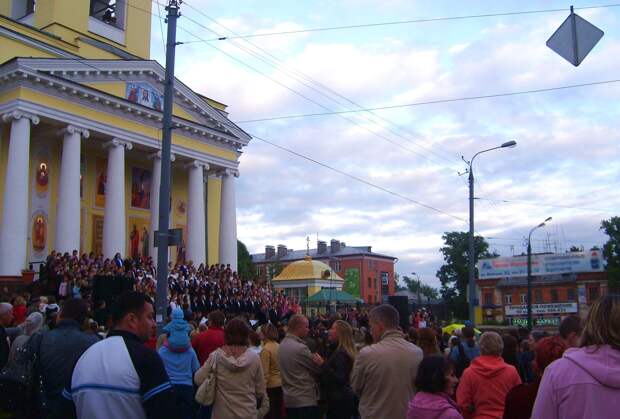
[39,298,98,418]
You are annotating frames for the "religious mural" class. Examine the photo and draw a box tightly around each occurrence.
[92,215,104,256]
[30,147,51,262]
[35,161,49,197]
[126,81,163,111]
[31,211,47,256]
[95,157,107,207]
[127,217,150,259]
[131,167,151,209]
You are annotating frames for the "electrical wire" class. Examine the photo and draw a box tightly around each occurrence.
[236,79,620,123]
[477,197,617,214]
[178,3,620,42]
[179,0,461,167]
[250,133,467,222]
[174,16,463,170]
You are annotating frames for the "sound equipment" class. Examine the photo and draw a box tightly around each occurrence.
[388,295,410,331]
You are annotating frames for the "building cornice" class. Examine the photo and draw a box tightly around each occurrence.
[0,98,240,171]
[0,65,244,154]
[6,58,251,144]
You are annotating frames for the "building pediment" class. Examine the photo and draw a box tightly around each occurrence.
[0,57,251,149]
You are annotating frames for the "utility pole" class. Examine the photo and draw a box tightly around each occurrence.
[155,0,181,332]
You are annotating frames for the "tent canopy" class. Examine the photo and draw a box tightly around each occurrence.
[307,289,358,304]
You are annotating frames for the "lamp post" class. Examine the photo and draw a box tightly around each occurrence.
[466,140,516,326]
[527,216,552,330]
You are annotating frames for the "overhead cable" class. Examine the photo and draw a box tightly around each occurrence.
[177,3,620,42]
[236,79,620,123]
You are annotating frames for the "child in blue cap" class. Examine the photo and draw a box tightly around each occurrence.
[158,308,200,419]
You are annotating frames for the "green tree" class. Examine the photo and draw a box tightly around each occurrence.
[237,240,256,281]
[401,275,439,300]
[601,217,620,292]
[267,260,284,280]
[436,231,496,319]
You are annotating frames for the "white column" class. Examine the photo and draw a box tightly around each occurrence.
[186,161,208,265]
[55,125,89,253]
[219,168,238,271]
[149,151,175,260]
[0,111,39,275]
[102,138,132,258]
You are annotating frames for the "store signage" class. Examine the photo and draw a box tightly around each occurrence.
[505,303,578,316]
[512,317,560,327]
[478,251,603,279]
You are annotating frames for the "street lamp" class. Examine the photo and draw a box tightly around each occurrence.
[466,140,517,326]
[527,216,552,330]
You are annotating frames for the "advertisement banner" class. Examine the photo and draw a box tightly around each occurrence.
[505,303,578,316]
[344,268,360,299]
[478,251,603,279]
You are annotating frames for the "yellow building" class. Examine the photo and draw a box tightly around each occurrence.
[0,1,250,276]
[273,256,344,302]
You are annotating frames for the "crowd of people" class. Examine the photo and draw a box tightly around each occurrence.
[1,250,620,419]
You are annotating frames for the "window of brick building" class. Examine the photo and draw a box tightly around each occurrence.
[484,293,493,306]
[567,288,576,302]
[535,289,543,303]
[551,289,559,302]
[589,286,600,302]
[520,294,527,304]
[367,277,372,289]
[505,294,512,305]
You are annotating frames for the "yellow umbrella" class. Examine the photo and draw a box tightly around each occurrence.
[442,323,481,334]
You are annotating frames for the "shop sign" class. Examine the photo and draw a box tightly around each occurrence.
[511,317,560,327]
[478,251,603,279]
[505,303,578,316]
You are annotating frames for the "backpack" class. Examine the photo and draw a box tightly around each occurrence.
[455,343,470,378]
[0,332,44,417]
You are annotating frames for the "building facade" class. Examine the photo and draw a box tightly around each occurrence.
[252,239,397,304]
[476,251,608,327]
[0,1,250,276]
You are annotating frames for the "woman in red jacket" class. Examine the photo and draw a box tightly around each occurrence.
[12,296,26,325]
[456,332,521,419]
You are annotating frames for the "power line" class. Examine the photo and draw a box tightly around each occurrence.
[172,13,463,170]
[179,0,461,166]
[250,133,467,222]
[478,197,617,214]
[178,3,620,42]
[236,79,620,123]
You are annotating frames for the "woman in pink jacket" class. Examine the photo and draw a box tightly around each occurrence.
[407,355,462,419]
[532,294,620,419]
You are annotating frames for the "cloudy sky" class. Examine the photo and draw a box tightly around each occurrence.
[149,0,619,288]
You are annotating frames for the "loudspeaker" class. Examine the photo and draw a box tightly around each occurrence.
[388,295,410,331]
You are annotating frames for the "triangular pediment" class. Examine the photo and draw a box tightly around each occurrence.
[4,57,251,146]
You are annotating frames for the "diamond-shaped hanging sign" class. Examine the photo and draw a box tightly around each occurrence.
[547,8,604,66]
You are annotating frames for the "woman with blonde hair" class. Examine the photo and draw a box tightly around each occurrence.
[313,320,358,418]
[260,323,283,419]
[532,295,620,419]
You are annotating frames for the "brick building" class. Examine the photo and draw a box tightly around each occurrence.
[251,239,397,304]
[476,251,608,328]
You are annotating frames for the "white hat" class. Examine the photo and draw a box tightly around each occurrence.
[0,302,12,316]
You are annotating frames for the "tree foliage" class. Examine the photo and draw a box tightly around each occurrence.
[436,231,497,319]
[601,217,620,292]
[237,240,255,281]
[401,275,439,300]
